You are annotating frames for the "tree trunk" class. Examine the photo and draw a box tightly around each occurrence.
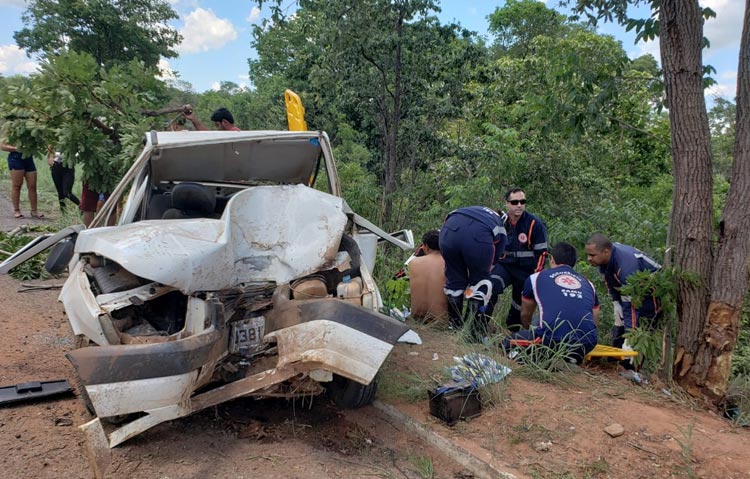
[679,0,750,400]
[659,1,715,389]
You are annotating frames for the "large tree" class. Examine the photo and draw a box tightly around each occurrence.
[1,51,168,193]
[14,0,181,68]
[570,0,750,402]
[251,0,479,224]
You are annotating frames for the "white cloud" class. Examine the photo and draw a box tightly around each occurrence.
[246,7,261,23]
[631,37,661,62]
[157,58,177,82]
[701,0,745,51]
[237,74,250,80]
[0,0,27,7]
[211,81,221,91]
[706,69,737,100]
[178,8,238,54]
[0,45,38,75]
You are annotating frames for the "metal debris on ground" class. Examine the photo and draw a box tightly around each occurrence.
[0,379,74,406]
[446,353,512,388]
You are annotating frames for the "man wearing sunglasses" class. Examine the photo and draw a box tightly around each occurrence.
[492,187,548,332]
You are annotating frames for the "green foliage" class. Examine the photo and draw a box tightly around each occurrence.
[674,422,697,479]
[377,368,433,403]
[251,0,480,225]
[1,51,168,193]
[731,300,750,377]
[488,0,566,55]
[15,0,181,68]
[409,456,434,479]
[624,327,662,373]
[384,277,411,312]
[620,267,698,375]
[708,98,736,180]
[0,232,49,281]
[725,375,750,427]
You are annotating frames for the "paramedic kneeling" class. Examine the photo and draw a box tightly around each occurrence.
[502,242,599,364]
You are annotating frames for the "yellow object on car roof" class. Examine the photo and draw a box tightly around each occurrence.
[285,89,307,131]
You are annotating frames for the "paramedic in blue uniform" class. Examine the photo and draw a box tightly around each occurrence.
[502,242,599,363]
[584,234,661,351]
[492,187,548,332]
[439,206,507,340]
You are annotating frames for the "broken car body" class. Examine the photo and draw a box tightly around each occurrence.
[1,130,415,451]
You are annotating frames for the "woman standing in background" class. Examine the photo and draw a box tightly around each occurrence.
[2,142,42,219]
[47,148,80,212]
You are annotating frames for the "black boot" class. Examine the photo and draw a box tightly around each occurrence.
[465,298,490,343]
[447,295,464,330]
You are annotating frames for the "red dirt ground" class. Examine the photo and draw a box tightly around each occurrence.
[1,270,749,479]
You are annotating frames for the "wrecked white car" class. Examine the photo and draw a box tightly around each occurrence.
[1,130,415,452]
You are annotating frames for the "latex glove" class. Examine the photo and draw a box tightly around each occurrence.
[613,301,624,327]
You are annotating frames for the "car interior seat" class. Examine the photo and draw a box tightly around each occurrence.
[162,182,217,219]
[145,191,172,220]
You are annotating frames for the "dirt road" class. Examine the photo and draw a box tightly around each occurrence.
[2,252,750,478]
[0,274,466,479]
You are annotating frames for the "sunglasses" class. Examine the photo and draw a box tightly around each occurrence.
[508,199,527,205]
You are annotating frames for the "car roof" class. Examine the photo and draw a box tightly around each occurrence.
[146,130,322,148]
[145,130,325,186]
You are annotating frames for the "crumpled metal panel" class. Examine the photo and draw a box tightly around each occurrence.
[267,320,392,385]
[73,185,347,292]
[227,185,347,285]
[86,372,198,417]
[60,262,109,346]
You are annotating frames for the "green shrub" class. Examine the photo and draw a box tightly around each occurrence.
[0,232,50,281]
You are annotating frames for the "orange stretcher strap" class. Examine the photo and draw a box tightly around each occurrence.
[507,337,543,347]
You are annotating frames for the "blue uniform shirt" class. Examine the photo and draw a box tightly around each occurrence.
[500,211,548,272]
[522,265,599,344]
[599,243,660,328]
[446,206,507,251]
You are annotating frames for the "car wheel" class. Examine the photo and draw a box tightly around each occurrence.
[328,374,378,409]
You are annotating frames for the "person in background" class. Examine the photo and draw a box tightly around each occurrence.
[440,206,507,341]
[183,105,240,131]
[584,234,661,362]
[408,230,448,323]
[80,183,117,227]
[47,149,80,212]
[502,242,599,364]
[492,187,548,332]
[2,142,42,219]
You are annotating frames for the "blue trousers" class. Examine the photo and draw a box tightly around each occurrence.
[440,214,497,297]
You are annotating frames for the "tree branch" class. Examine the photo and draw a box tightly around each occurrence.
[360,46,395,101]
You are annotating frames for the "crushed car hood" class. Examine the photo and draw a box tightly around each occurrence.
[74,185,348,292]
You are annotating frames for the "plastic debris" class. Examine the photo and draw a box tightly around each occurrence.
[397,329,422,345]
[389,307,411,322]
[620,370,648,385]
[445,353,512,389]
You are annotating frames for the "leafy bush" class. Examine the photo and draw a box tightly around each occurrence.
[0,232,50,281]
[384,276,410,312]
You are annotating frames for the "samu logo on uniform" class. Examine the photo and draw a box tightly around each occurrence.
[554,274,582,289]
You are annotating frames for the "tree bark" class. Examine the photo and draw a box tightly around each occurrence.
[658,1,715,389]
[680,0,750,400]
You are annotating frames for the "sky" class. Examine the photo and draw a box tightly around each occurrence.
[0,0,743,103]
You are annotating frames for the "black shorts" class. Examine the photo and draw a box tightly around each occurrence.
[7,152,36,172]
